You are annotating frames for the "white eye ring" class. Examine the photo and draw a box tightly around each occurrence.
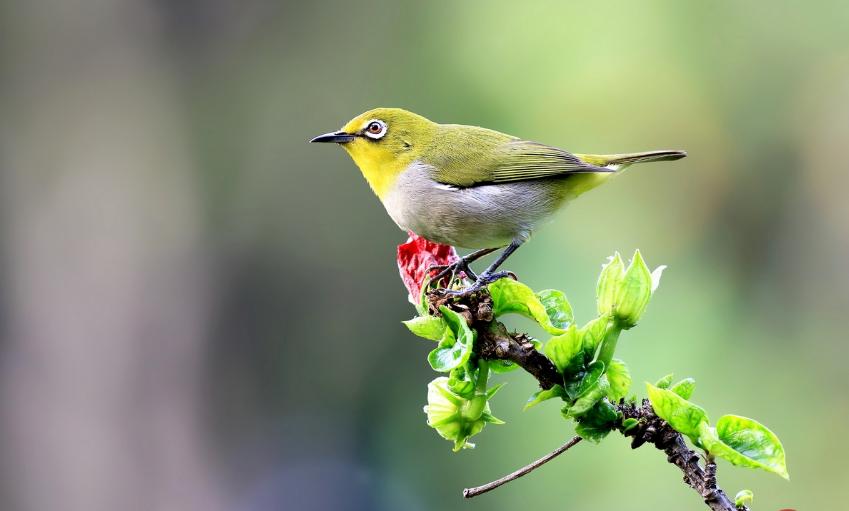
[364,119,387,139]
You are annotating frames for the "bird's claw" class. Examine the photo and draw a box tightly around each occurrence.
[426,258,478,283]
[441,270,515,298]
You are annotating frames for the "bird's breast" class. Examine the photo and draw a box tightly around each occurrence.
[381,162,575,248]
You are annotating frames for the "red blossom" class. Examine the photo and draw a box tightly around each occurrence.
[397,232,461,301]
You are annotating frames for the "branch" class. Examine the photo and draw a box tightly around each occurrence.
[463,435,582,498]
[429,290,739,511]
[616,399,737,511]
[480,321,563,390]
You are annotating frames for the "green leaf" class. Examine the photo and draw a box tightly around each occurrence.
[545,325,584,376]
[575,420,612,444]
[565,359,603,401]
[403,315,448,341]
[670,378,695,400]
[524,385,567,410]
[594,399,619,422]
[486,382,507,400]
[567,374,610,418]
[615,250,653,327]
[597,253,624,316]
[428,329,459,372]
[646,383,709,442]
[579,362,605,394]
[427,307,474,372]
[488,359,520,373]
[563,371,585,401]
[489,280,566,335]
[581,314,610,362]
[622,418,639,432]
[534,289,573,330]
[655,374,674,389]
[575,401,617,443]
[698,416,789,480]
[735,490,753,507]
[440,306,472,340]
[606,359,631,402]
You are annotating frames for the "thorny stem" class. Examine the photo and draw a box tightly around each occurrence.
[427,289,738,511]
[463,435,582,498]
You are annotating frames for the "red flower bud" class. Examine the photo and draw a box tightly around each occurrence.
[397,232,461,302]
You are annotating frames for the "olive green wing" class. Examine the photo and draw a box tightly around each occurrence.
[423,125,614,188]
[487,141,615,184]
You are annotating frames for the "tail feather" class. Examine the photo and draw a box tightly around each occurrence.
[575,150,687,169]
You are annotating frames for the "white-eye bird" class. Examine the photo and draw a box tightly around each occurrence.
[311,108,685,295]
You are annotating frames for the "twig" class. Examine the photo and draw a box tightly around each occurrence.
[463,435,582,498]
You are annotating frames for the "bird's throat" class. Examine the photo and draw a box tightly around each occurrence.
[344,144,414,200]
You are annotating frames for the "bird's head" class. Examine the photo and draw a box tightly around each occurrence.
[311,108,437,199]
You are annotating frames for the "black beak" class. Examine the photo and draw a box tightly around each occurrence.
[310,131,355,144]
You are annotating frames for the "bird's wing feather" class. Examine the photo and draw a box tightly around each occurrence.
[423,126,613,188]
[489,141,614,183]
[574,150,687,168]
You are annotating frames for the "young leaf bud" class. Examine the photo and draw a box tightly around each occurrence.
[597,253,624,316]
[613,250,653,328]
[423,376,503,451]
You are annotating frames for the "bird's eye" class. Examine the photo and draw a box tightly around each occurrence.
[364,120,386,139]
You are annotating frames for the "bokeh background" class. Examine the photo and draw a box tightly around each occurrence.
[0,0,847,510]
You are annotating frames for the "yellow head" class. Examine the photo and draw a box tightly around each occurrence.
[311,108,437,199]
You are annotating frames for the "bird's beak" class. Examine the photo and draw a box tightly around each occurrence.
[310,131,355,144]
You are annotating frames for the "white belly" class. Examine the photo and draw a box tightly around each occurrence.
[381,162,573,248]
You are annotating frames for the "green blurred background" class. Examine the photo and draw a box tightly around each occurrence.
[1,0,847,510]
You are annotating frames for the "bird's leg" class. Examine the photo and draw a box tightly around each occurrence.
[445,240,523,297]
[426,247,500,285]
[473,240,522,286]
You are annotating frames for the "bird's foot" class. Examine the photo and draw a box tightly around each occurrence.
[441,270,517,299]
[426,257,479,283]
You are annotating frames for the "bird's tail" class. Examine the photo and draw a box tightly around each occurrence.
[574,150,687,170]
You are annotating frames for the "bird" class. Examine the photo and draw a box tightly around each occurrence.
[311,108,685,296]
